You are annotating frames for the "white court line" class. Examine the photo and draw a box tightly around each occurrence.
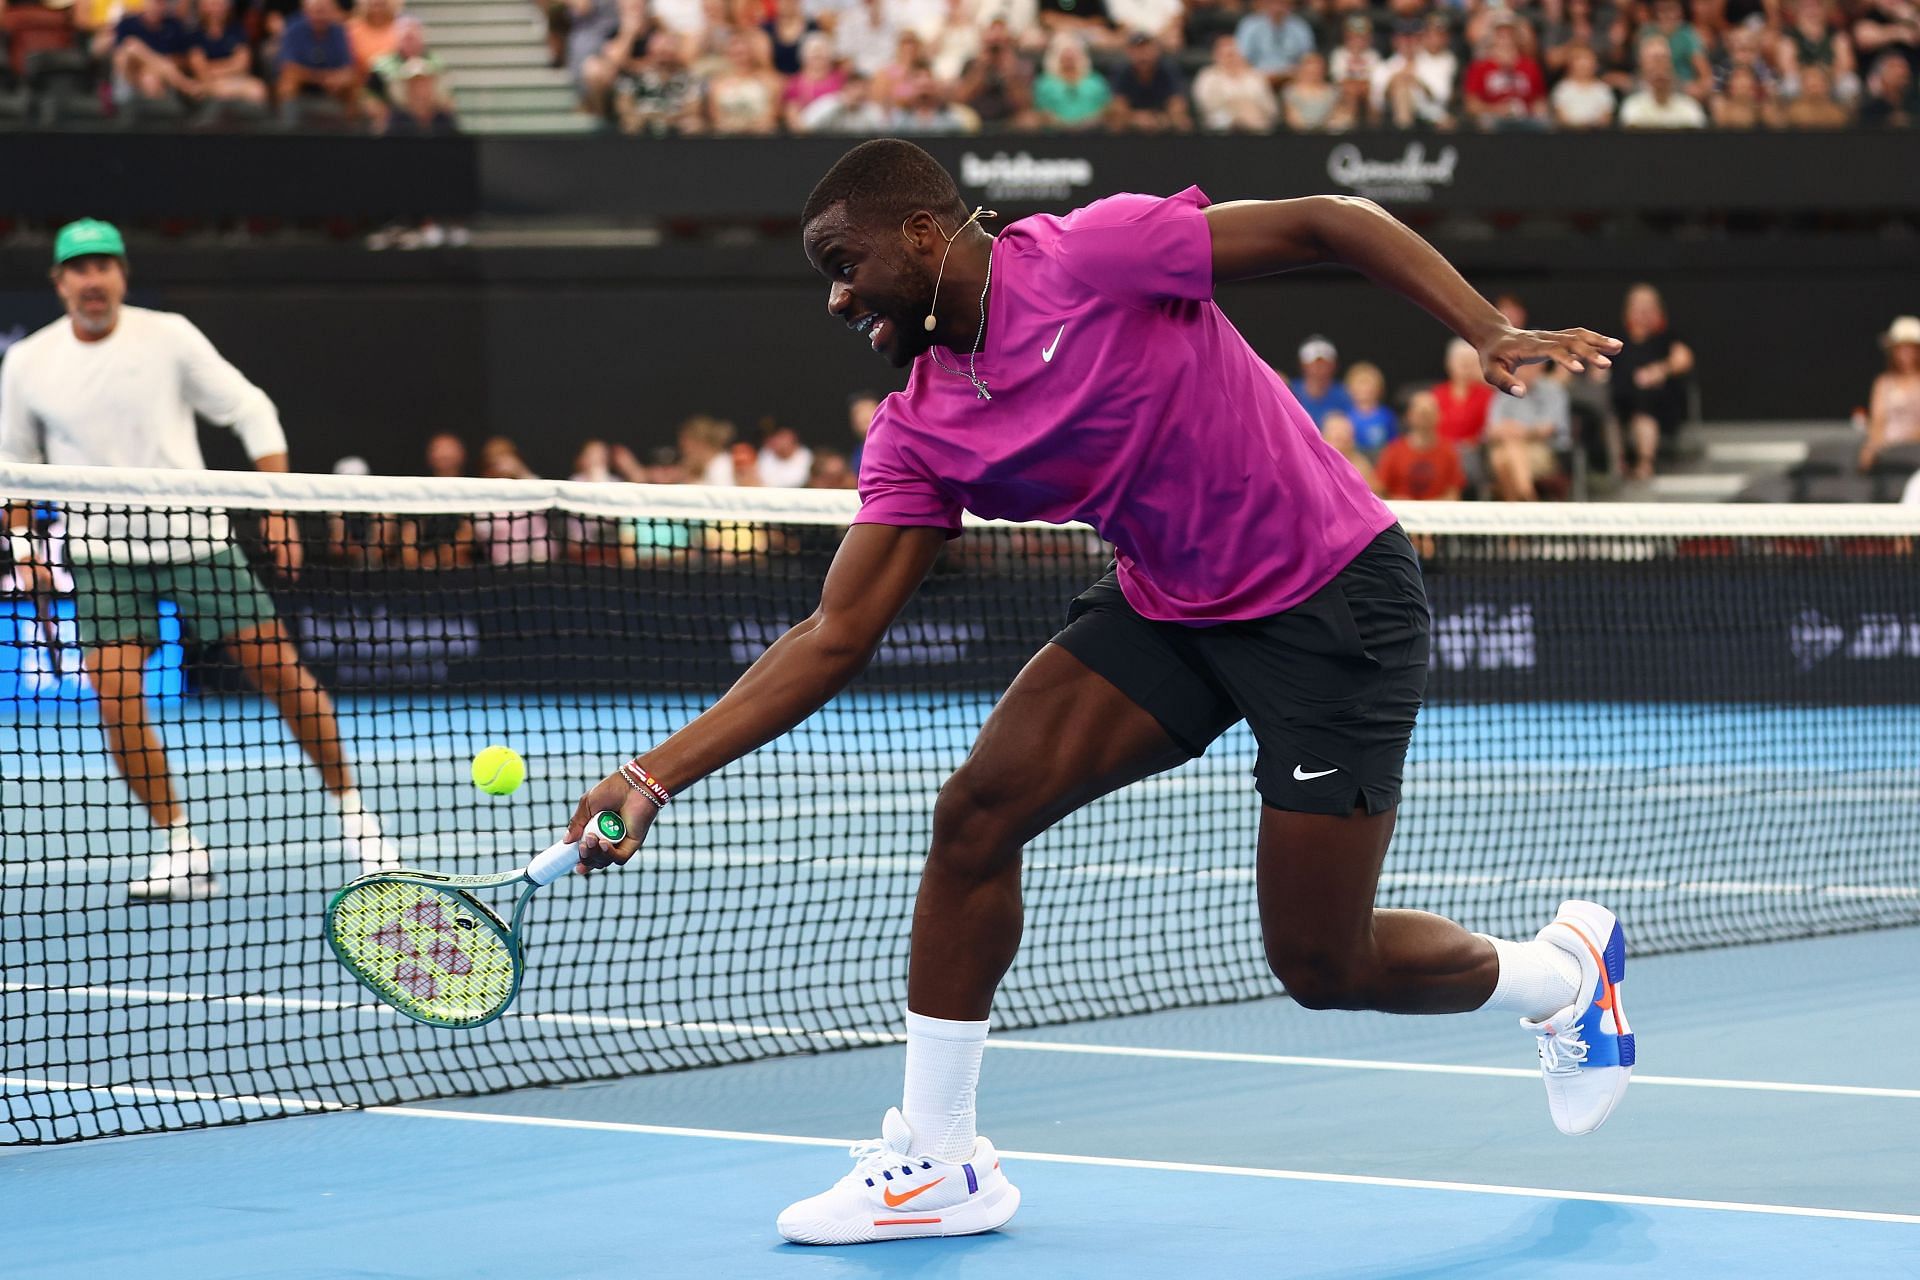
[0,1076,346,1113]
[369,1107,1920,1227]
[10,979,1917,1101]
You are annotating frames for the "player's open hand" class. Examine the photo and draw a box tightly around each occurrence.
[1478,327,1621,396]
[566,771,660,874]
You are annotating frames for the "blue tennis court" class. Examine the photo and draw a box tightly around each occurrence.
[6,926,1917,1277]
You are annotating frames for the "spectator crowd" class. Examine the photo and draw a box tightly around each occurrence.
[1,0,460,128]
[550,0,1920,133]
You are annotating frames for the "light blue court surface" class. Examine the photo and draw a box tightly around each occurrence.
[7,928,1917,1278]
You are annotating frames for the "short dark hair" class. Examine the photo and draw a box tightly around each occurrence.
[801,138,967,234]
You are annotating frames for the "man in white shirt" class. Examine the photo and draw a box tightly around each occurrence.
[756,421,816,488]
[1371,15,1457,126]
[1619,37,1709,127]
[0,219,400,900]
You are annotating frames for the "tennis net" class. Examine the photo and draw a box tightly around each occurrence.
[5,463,1919,1144]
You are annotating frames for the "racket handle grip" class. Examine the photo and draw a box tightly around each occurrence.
[526,838,582,886]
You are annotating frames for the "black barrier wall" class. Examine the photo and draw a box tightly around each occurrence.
[5,132,1918,219]
[260,542,1920,705]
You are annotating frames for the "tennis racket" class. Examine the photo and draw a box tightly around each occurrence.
[325,810,627,1029]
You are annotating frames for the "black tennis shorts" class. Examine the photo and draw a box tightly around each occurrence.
[1050,525,1430,816]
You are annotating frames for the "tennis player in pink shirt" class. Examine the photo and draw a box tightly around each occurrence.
[568,140,1634,1245]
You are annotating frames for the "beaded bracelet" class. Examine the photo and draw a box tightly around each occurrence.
[620,759,672,810]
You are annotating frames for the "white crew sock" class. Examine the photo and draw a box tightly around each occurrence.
[337,788,379,839]
[901,1008,990,1163]
[1476,934,1582,1020]
[165,818,211,872]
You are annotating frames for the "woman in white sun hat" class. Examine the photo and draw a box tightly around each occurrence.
[1861,314,1920,473]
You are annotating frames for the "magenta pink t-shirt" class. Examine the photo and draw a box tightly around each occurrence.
[853,187,1396,624]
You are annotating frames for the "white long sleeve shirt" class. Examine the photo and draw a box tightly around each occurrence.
[0,306,287,563]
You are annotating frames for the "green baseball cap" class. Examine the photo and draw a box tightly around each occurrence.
[52,218,126,267]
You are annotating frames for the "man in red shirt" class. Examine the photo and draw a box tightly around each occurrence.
[1377,390,1467,500]
[1463,20,1546,126]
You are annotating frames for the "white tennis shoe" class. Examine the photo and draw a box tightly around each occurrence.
[127,848,220,901]
[777,1107,1020,1246]
[1522,899,1635,1136]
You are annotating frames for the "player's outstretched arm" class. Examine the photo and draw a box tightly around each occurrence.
[566,521,948,870]
[1204,195,1620,394]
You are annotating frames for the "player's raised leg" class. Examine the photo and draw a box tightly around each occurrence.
[776,644,1194,1246]
[225,620,400,872]
[1256,805,1633,1135]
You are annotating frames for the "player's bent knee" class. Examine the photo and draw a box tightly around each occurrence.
[929,767,1039,879]
[1267,946,1372,1012]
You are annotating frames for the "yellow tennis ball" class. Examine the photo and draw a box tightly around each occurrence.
[470,745,526,796]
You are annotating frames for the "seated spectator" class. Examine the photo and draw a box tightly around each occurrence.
[565,0,621,102]
[757,419,815,487]
[1541,0,1628,82]
[5,0,81,87]
[1608,282,1694,481]
[578,0,645,115]
[677,414,737,486]
[807,450,858,490]
[1290,335,1354,426]
[1777,0,1858,101]
[1464,18,1547,127]
[1634,0,1710,97]
[1376,391,1466,501]
[1781,61,1853,123]
[728,440,763,486]
[795,70,892,130]
[348,0,405,77]
[832,0,899,79]
[1861,315,1920,472]
[957,19,1038,129]
[384,57,458,131]
[1193,31,1280,130]
[1851,0,1918,94]
[1712,21,1779,96]
[1484,361,1571,501]
[1033,33,1110,128]
[1108,0,1184,46]
[846,389,878,472]
[1236,0,1314,84]
[1344,361,1398,454]
[782,31,846,127]
[1283,50,1349,128]
[892,65,977,131]
[1329,16,1380,91]
[1859,49,1919,125]
[704,28,781,133]
[371,19,450,111]
[1619,36,1709,126]
[1373,15,1456,128]
[1109,32,1192,130]
[396,432,476,569]
[1551,44,1617,125]
[762,0,817,74]
[188,0,269,107]
[615,30,703,133]
[1712,62,1781,124]
[1040,0,1119,52]
[1321,412,1376,491]
[1433,337,1493,451]
[278,0,361,118]
[107,0,197,104]
[872,29,933,107]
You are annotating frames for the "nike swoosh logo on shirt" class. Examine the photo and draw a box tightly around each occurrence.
[1042,325,1065,363]
[1292,765,1338,781]
[881,1177,945,1208]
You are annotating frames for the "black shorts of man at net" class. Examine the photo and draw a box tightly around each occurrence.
[1052,525,1430,816]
